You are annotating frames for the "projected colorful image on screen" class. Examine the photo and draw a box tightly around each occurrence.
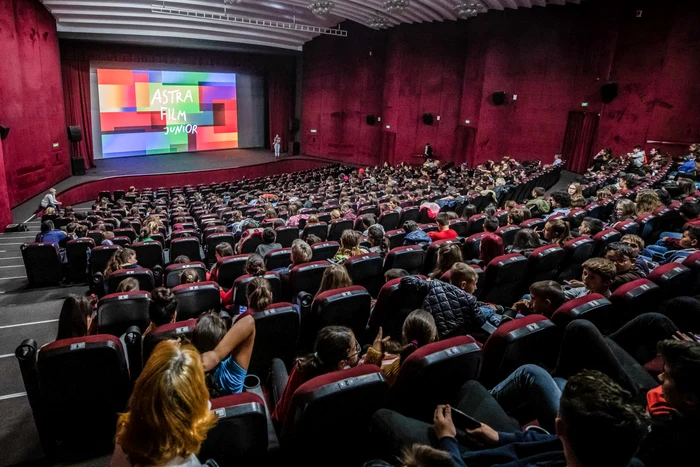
[97,69,238,158]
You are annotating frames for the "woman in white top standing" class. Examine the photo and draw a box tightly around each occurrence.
[273,134,282,159]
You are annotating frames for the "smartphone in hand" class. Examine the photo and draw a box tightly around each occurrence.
[450,407,482,430]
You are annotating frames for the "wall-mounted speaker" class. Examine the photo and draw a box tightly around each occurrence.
[67,125,82,143]
[601,82,619,104]
[422,113,434,125]
[289,118,300,133]
[366,115,377,126]
[492,92,507,106]
[0,126,9,140]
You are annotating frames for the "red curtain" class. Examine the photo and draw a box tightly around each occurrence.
[268,66,295,151]
[562,111,600,174]
[61,59,95,169]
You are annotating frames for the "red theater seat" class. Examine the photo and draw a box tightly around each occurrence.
[385,228,407,249]
[172,281,221,320]
[288,261,332,299]
[345,253,385,297]
[306,286,371,347]
[310,241,340,262]
[496,225,520,247]
[97,291,151,336]
[525,245,565,283]
[378,211,399,231]
[383,245,425,275]
[164,262,207,288]
[648,263,691,299]
[550,293,613,333]
[328,219,353,242]
[21,243,63,288]
[248,302,300,376]
[142,319,196,365]
[66,238,95,282]
[556,236,595,281]
[614,219,639,236]
[591,229,622,257]
[478,254,528,306]
[265,247,293,271]
[422,238,461,275]
[609,278,662,326]
[368,277,428,339]
[467,214,487,236]
[462,232,487,260]
[216,254,251,289]
[169,237,202,263]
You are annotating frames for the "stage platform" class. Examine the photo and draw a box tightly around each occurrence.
[10,148,337,223]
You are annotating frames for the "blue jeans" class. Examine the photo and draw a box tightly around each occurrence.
[488,364,562,433]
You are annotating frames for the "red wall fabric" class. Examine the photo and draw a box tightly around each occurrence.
[56,158,330,207]
[0,0,70,208]
[0,141,12,230]
[62,58,95,169]
[302,0,700,166]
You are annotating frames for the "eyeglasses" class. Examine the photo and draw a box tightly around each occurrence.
[347,340,362,360]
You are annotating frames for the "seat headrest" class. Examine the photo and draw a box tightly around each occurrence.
[610,278,659,299]
[210,392,264,411]
[314,286,369,304]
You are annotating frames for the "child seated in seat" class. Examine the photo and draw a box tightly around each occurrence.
[563,257,616,300]
[512,280,566,319]
[659,226,700,264]
[144,287,179,335]
[193,309,255,397]
[604,242,646,291]
[621,234,654,275]
[208,242,233,282]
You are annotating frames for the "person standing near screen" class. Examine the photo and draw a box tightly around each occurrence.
[274,134,282,159]
[424,142,433,162]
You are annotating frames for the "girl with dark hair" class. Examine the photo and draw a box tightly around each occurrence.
[367,224,389,257]
[431,244,462,279]
[272,326,359,427]
[244,254,266,277]
[506,228,542,256]
[56,295,95,340]
[315,263,353,298]
[364,310,438,386]
[246,277,273,312]
[543,219,572,248]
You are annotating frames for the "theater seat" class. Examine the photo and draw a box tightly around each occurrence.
[520,218,546,231]
[462,232,487,260]
[480,315,559,386]
[449,219,468,237]
[467,214,487,236]
[169,237,202,263]
[206,233,236,265]
[305,286,372,348]
[279,364,388,463]
[550,293,613,333]
[378,211,399,231]
[199,393,269,465]
[232,273,282,307]
[311,241,340,262]
[303,222,328,241]
[97,291,151,336]
[328,219,353,242]
[525,245,565,284]
[248,302,300,376]
[609,278,662,327]
[556,236,595,281]
[288,261,332,299]
[383,245,425,275]
[385,229,407,249]
[614,220,639,236]
[265,248,293,271]
[398,206,420,226]
[164,262,207,288]
[142,319,196,365]
[422,239,461,275]
[389,336,482,420]
[89,245,121,277]
[172,281,222,320]
[107,268,155,294]
[496,225,520,247]
[565,209,587,230]
[275,226,299,248]
[21,243,63,287]
[114,228,137,242]
[591,229,622,257]
[648,263,691,299]
[477,254,528,306]
[216,254,251,289]
[368,277,428,339]
[345,253,385,297]
[682,251,700,295]
[66,238,95,283]
[132,241,164,270]
[239,229,265,254]
[16,335,131,456]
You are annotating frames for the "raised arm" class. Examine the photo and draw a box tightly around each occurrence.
[201,315,255,371]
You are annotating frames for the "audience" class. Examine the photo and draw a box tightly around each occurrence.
[255,228,282,257]
[428,213,458,241]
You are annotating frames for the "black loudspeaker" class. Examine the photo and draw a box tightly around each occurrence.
[601,82,619,104]
[289,118,300,133]
[422,113,434,125]
[0,126,9,140]
[366,115,377,126]
[71,157,86,176]
[288,142,300,155]
[492,92,507,106]
[67,125,83,143]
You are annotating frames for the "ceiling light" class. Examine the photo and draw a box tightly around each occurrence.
[223,0,243,4]
[367,13,390,29]
[454,1,485,19]
[309,1,334,16]
[383,0,410,14]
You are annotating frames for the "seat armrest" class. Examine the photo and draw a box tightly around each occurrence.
[271,358,289,407]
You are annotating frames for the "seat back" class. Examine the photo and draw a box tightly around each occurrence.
[551,293,614,333]
[481,315,559,386]
[311,241,340,262]
[383,246,425,275]
[248,303,300,375]
[216,254,251,289]
[289,261,332,298]
[648,263,691,299]
[345,253,385,297]
[682,251,700,295]
[282,365,388,462]
[199,393,269,465]
[170,237,202,263]
[107,268,155,294]
[557,236,595,281]
[525,245,566,283]
[609,278,663,326]
[520,218,547,231]
[21,243,63,287]
[478,254,528,306]
[232,273,282,306]
[398,206,420,226]
[422,238,461,275]
[565,209,587,230]
[112,236,131,247]
[66,238,96,282]
[275,226,300,248]
[462,232,486,260]
[239,229,265,254]
[614,220,640,236]
[385,229,407,249]
[378,211,399,231]
[142,319,196,365]
[467,214,487,236]
[390,336,482,420]
[303,222,328,241]
[34,335,130,454]
[368,277,428,339]
[592,229,622,257]
[88,230,104,245]
[206,233,236,264]
[97,291,151,336]
[265,248,293,271]
[164,262,207,288]
[172,281,222,320]
[132,241,164,270]
[113,228,136,242]
[496,225,520,247]
[327,219,353,242]
[89,245,121,276]
[306,286,372,348]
